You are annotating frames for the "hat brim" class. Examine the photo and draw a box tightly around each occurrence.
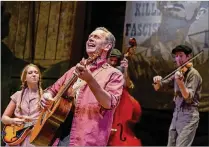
[109,55,121,58]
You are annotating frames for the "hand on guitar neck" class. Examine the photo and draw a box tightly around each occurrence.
[40,92,55,110]
[7,116,35,126]
[73,58,94,83]
[40,55,99,111]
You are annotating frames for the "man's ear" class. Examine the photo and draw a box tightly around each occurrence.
[103,43,112,52]
[187,54,192,59]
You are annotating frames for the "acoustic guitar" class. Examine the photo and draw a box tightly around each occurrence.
[2,121,34,146]
[30,54,99,146]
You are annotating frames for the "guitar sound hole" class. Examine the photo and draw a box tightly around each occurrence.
[16,128,27,137]
[64,96,74,102]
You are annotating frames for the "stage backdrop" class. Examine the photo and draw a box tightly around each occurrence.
[1,1,86,113]
[123,1,209,111]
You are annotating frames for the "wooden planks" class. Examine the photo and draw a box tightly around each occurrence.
[45,1,61,60]
[56,1,76,60]
[3,1,79,68]
[35,1,50,59]
[3,1,20,53]
[14,2,30,59]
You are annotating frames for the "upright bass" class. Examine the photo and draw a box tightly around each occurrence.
[108,38,142,146]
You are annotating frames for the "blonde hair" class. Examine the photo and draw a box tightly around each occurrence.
[18,64,43,112]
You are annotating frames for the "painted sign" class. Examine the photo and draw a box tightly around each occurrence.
[123,1,209,111]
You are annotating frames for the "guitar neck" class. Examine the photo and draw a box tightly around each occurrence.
[54,73,78,101]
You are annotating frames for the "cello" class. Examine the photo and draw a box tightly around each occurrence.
[108,38,142,146]
[108,88,142,146]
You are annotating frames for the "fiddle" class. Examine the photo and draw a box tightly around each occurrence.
[175,62,193,81]
[161,50,203,82]
[179,62,193,74]
[152,50,203,88]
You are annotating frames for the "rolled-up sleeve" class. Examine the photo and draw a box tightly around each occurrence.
[104,71,124,109]
[45,67,76,97]
[185,73,201,103]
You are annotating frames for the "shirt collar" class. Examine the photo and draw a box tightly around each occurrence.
[88,56,107,72]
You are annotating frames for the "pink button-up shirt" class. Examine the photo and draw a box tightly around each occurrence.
[48,58,124,146]
[11,88,41,121]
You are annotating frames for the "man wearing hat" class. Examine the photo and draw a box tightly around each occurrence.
[107,49,142,146]
[107,48,134,89]
[153,45,202,146]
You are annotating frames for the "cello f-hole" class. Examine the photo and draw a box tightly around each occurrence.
[117,123,127,141]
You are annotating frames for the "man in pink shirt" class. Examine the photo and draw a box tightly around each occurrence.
[40,27,124,146]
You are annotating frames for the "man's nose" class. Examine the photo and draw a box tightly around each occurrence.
[176,57,181,63]
[89,36,94,41]
[111,61,117,66]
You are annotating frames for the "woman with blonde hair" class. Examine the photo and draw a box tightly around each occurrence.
[2,64,43,147]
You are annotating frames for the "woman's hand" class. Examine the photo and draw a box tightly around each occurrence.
[12,118,25,125]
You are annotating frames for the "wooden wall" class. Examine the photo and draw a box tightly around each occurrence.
[1,1,86,116]
[3,1,83,68]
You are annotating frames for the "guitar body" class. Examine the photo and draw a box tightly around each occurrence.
[2,124,33,146]
[30,97,73,146]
